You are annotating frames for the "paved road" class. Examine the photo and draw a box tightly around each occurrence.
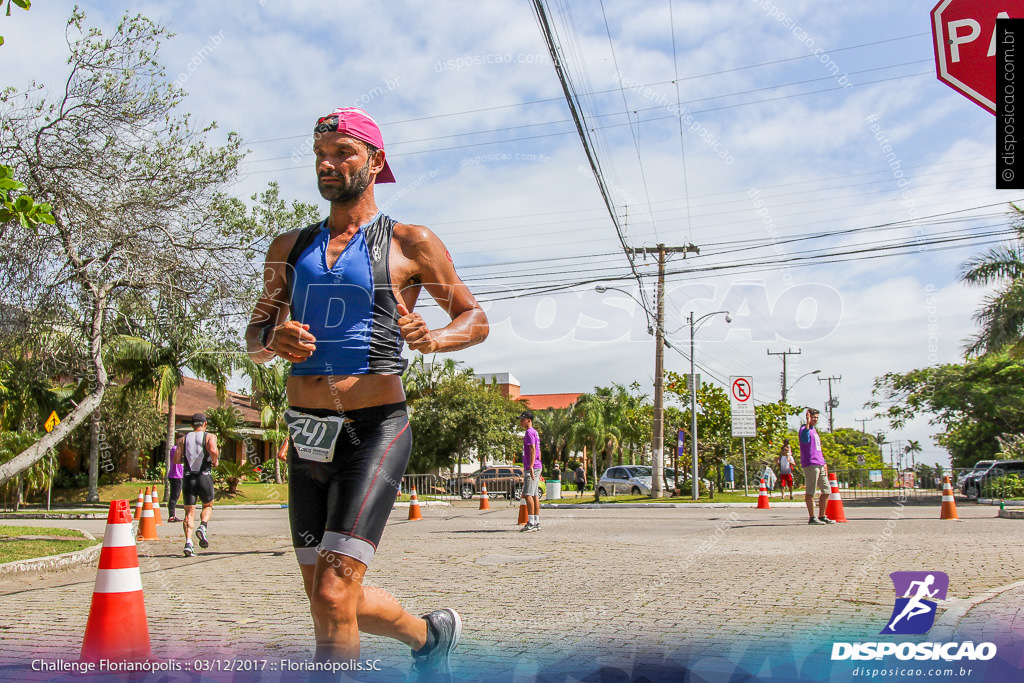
[0,501,1021,681]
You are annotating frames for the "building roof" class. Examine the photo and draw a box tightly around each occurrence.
[163,376,261,426]
[520,393,582,411]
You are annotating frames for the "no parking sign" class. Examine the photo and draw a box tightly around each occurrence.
[730,376,756,438]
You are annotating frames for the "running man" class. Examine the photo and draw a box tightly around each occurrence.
[885,574,939,632]
[519,411,541,532]
[173,413,219,556]
[246,107,488,678]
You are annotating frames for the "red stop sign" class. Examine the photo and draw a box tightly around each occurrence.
[931,1,1024,114]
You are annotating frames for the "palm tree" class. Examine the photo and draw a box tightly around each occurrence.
[904,439,923,473]
[245,358,289,484]
[960,204,1024,357]
[533,407,574,468]
[570,394,620,497]
[107,299,234,496]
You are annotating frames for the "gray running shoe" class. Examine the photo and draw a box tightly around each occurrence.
[411,608,462,680]
[183,543,195,557]
[519,522,536,532]
[808,517,825,525]
[196,524,209,548]
[819,516,837,525]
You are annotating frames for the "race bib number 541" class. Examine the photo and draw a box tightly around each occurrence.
[284,410,346,462]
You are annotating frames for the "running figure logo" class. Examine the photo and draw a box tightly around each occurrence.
[881,571,949,635]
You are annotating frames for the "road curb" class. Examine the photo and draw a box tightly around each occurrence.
[997,508,1024,519]
[540,502,808,509]
[0,528,101,577]
[0,512,107,520]
[931,578,1024,641]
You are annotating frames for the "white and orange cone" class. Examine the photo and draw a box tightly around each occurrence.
[479,484,491,511]
[940,476,960,520]
[151,486,162,526]
[408,486,423,521]
[133,489,144,521]
[80,499,151,663]
[824,472,848,522]
[517,496,528,525]
[756,479,771,509]
[138,488,158,540]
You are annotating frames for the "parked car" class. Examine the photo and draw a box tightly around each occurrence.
[597,466,676,496]
[959,460,997,496]
[448,466,541,500]
[963,460,1024,498]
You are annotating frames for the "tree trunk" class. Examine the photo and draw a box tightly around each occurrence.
[164,393,176,505]
[87,408,101,502]
[0,391,105,485]
[14,476,22,512]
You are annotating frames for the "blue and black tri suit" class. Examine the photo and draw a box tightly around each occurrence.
[284,212,412,568]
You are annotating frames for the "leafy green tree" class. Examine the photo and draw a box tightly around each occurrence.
[533,407,574,469]
[959,204,1024,357]
[868,350,1024,468]
[0,0,32,48]
[569,393,621,494]
[0,9,250,486]
[405,367,523,473]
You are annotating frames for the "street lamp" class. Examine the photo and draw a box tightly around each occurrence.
[688,310,731,501]
[786,369,820,398]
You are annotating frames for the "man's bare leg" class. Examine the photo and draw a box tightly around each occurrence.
[299,556,428,660]
[818,492,829,518]
[183,504,196,543]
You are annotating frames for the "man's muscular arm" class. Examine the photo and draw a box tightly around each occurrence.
[246,231,318,364]
[394,224,488,354]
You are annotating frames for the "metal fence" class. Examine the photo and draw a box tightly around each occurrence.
[399,472,529,504]
[398,474,453,502]
[825,469,947,502]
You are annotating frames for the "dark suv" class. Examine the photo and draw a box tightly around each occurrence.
[449,466,530,499]
[963,460,1024,498]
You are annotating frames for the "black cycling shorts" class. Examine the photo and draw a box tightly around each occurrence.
[182,472,215,506]
[287,402,411,567]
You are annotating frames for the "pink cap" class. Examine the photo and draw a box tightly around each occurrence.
[314,107,396,183]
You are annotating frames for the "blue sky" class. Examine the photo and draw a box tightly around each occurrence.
[5,1,1015,468]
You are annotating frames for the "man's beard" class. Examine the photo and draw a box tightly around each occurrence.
[317,158,373,202]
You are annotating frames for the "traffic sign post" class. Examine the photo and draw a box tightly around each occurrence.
[730,376,756,438]
[931,0,1024,114]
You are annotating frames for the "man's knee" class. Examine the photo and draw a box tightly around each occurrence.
[311,563,362,621]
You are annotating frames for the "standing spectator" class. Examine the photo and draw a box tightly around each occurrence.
[519,411,542,532]
[166,444,184,522]
[800,408,834,525]
[574,463,587,498]
[778,440,797,500]
[552,462,561,483]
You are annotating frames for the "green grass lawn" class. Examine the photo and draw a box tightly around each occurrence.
[18,481,289,509]
[0,525,100,564]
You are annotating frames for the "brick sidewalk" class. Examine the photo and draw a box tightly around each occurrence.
[0,503,1019,680]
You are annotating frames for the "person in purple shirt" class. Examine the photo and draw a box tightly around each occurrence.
[799,408,835,525]
[166,444,184,523]
[519,411,542,532]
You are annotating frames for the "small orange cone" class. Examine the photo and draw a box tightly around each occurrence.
[824,472,848,522]
[133,489,144,521]
[408,486,423,521]
[479,484,491,511]
[756,479,771,509]
[517,496,528,525]
[151,486,162,526]
[940,476,960,520]
[80,500,152,663]
[138,489,158,540]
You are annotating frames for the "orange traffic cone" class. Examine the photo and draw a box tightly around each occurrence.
[479,484,491,511]
[824,472,848,522]
[517,497,528,525]
[80,500,152,663]
[756,479,771,509]
[940,476,960,520]
[151,486,162,526]
[133,489,144,521]
[408,486,423,521]
[138,489,158,540]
